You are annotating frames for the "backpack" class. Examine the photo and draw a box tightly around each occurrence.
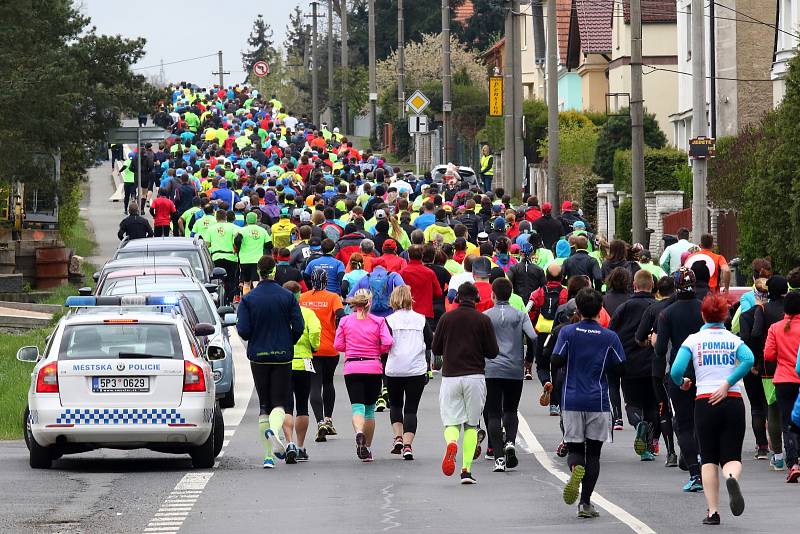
[535,285,562,333]
[368,271,391,314]
[321,221,343,242]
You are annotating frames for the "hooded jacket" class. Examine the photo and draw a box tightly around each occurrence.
[610,292,656,378]
[237,280,304,363]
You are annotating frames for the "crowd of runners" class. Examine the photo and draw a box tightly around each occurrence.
[115,81,800,525]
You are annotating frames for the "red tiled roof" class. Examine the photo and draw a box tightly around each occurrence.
[557,0,572,64]
[574,0,612,53]
[453,0,474,26]
[481,36,506,58]
[621,0,677,23]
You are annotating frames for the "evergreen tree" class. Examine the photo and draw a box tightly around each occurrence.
[284,6,308,61]
[453,0,505,51]
[242,14,277,73]
[592,108,667,180]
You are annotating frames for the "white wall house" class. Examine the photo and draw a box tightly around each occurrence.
[772,0,800,105]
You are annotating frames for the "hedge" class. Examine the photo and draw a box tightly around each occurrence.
[616,197,633,243]
[612,147,689,192]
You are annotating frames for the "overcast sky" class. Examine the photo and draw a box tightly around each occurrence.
[80,0,305,87]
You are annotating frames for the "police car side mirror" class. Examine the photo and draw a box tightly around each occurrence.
[194,323,216,337]
[16,346,40,362]
[222,313,238,328]
[217,305,234,316]
[78,287,93,297]
[211,267,227,280]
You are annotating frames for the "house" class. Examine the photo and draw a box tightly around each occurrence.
[565,0,613,112]
[672,0,776,151]
[607,0,679,144]
[771,0,798,105]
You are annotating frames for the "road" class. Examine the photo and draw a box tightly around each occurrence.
[0,166,792,534]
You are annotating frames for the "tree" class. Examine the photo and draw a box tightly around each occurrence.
[284,6,308,61]
[242,14,277,74]
[453,0,505,51]
[592,108,667,180]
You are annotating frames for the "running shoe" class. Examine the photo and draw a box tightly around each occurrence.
[493,457,507,472]
[525,371,533,381]
[315,421,328,443]
[770,455,786,471]
[726,475,745,516]
[265,429,286,460]
[362,449,374,463]
[563,465,585,505]
[402,445,414,461]
[504,442,519,469]
[539,382,553,407]
[665,452,679,467]
[634,422,649,456]
[427,370,434,380]
[355,432,369,460]
[392,436,403,454]
[484,448,494,461]
[375,397,387,412]
[650,439,660,455]
[324,418,337,436]
[754,447,770,460]
[702,511,720,525]
[556,441,568,458]
[786,465,800,483]
[442,441,458,476]
[460,469,477,484]
[263,457,275,469]
[549,405,561,417]
[613,419,624,431]
[683,475,703,492]
[640,451,655,461]
[475,428,486,460]
[297,448,309,462]
[577,503,600,518]
[285,443,298,464]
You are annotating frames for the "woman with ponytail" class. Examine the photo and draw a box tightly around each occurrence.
[763,290,800,483]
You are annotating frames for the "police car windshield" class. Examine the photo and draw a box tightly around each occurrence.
[116,250,204,278]
[58,324,182,360]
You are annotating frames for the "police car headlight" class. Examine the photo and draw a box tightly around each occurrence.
[213,369,223,383]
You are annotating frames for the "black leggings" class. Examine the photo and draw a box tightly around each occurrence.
[250,362,291,415]
[775,382,800,468]
[669,383,700,477]
[310,356,339,422]
[651,376,675,455]
[485,378,524,454]
[694,395,745,466]
[534,335,550,385]
[213,258,238,305]
[286,370,312,417]
[608,373,623,423]
[567,439,603,506]
[344,373,383,406]
[621,376,659,442]
[743,371,768,449]
[386,375,426,434]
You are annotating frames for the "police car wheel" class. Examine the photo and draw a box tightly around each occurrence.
[213,403,224,458]
[219,386,235,409]
[191,406,219,468]
[24,407,53,469]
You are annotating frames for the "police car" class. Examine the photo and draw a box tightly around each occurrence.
[16,295,224,469]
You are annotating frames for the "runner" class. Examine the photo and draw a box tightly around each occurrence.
[235,212,271,295]
[117,201,153,240]
[670,293,754,524]
[208,209,240,305]
[236,255,305,468]
[334,289,394,462]
[433,282,499,484]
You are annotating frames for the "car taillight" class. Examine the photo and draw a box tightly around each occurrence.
[183,361,206,392]
[35,362,59,393]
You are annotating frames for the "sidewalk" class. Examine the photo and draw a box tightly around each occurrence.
[82,164,123,267]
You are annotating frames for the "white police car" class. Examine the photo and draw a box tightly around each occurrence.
[17,295,224,469]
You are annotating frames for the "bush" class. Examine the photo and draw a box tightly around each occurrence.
[581,174,603,229]
[539,124,599,169]
[674,162,692,206]
[478,116,504,149]
[708,130,761,212]
[612,147,688,192]
[616,197,633,243]
[523,99,549,164]
[585,111,609,127]
[593,108,668,180]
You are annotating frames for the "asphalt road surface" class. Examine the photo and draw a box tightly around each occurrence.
[0,165,792,534]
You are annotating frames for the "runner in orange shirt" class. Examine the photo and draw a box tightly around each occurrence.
[684,234,731,293]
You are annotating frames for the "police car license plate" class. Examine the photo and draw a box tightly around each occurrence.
[92,376,149,393]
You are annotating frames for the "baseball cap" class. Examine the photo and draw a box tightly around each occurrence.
[383,239,398,251]
[280,207,290,217]
[292,208,304,219]
[572,220,586,229]
[300,211,312,223]
[493,217,506,231]
[562,201,573,211]
[374,209,387,221]
[491,204,503,214]
[542,202,552,214]
[472,256,492,277]
[309,237,322,250]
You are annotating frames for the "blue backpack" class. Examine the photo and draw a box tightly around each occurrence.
[368,271,391,314]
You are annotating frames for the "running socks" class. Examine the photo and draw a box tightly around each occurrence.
[462,427,478,471]
[259,415,273,459]
[444,426,460,444]
[269,407,286,435]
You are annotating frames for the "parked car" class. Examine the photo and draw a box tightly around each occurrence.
[430,165,481,191]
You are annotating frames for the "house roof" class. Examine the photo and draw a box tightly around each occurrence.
[557,0,572,64]
[574,0,613,54]
[620,0,677,24]
[481,37,506,59]
[453,0,474,26]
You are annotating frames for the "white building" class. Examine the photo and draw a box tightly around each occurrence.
[772,0,799,105]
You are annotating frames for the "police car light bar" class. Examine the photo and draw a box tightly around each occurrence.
[64,295,182,307]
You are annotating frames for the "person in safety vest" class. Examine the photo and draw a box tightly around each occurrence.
[479,144,494,194]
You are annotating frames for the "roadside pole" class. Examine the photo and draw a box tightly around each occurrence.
[630,0,646,244]
[398,0,406,119]
[546,0,560,214]
[691,0,708,240]
[341,0,349,134]
[441,0,453,163]
[136,126,142,210]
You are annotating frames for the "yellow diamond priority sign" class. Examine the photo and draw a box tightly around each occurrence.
[406,90,430,115]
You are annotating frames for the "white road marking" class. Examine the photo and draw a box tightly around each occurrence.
[141,334,254,534]
[517,412,656,534]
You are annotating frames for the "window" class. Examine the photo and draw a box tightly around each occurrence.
[58,324,182,360]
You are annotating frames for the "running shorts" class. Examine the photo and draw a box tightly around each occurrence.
[240,263,258,283]
[344,373,382,406]
[694,396,745,466]
[562,410,611,443]
[439,375,486,427]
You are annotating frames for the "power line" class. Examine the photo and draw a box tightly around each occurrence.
[131,53,217,71]
[643,63,774,82]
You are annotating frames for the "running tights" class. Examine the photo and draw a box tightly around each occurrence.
[651,377,676,455]
[775,383,800,467]
[567,439,603,506]
[310,356,339,422]
[386,375,426,434]
[743,372,768,449]
[669,383,700,478]
[608,373,623,423]
[484,378,523,455]
[767,402,783,455]
[621,377,659,445]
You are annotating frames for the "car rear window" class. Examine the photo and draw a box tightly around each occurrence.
[117,250,204,279]
[58,324,182,360]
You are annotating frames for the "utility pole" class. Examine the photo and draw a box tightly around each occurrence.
[341,0,349,134]
[308,2,322,127]
[504,1,524,195]
[442,0,453,163]
[368,0,377,145]
[398,0,406,119]
[546,0,560,214]
[691,0,708,240]
[159,59,165,86]
[212,50,229,89]
[630,0,646,244]
[328,0,334,122]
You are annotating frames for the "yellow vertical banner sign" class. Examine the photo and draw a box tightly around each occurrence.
[489,76,503,117]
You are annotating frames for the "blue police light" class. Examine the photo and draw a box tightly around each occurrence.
[65,296,97,307]
[147,295,180,306]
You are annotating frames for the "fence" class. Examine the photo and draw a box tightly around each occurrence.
[662,207,738,260]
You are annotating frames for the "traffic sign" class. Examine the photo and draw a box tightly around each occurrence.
[406,90,430,115]
[253,60,270,78]
[408,115,429,134]
[489,76,503,117]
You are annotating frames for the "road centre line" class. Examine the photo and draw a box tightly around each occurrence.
[517,412,656,534]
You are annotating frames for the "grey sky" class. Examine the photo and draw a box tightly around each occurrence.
[80,0,305,87]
